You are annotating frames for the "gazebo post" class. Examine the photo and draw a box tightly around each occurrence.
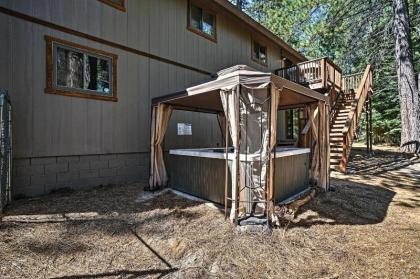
[224,102,229,220]
[234,85,241,226]
[267,87,272,226]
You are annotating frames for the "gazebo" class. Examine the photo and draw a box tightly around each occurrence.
[149,65,330,225]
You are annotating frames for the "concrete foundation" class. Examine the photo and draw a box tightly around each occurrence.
[12,152,149,197]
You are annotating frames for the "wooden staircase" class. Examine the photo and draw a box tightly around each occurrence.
[275,61,373,173]
[330,97,353,168]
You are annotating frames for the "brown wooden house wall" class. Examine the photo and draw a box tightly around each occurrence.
[0,0,302,196]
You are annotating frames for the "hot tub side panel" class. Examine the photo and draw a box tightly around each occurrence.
[273,153,310,202]
[167,155,232,205]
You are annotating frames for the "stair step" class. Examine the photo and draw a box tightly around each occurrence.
[334,116,348,120]
[330,158,342,164]
[330,165,341,171]
[330,145,343,149]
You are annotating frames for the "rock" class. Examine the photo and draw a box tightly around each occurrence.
[209,261,220,274]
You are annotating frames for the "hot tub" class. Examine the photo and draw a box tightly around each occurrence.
[167,147,310,205]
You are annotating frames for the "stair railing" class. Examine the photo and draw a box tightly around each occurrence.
[328,86,342,125]
[340,65,373,172]
[342,72,364,100]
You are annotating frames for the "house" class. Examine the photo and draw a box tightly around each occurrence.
[0,0,372,198]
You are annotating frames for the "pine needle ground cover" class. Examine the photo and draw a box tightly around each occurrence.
[1,147,419,279]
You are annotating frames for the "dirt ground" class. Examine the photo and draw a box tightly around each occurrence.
[1,146,419,279]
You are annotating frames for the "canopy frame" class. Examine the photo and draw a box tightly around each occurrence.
[149,65,330,225]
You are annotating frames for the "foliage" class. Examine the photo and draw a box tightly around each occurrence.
[241,0,420,145]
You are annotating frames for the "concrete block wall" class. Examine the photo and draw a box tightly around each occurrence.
[13,153,149,197]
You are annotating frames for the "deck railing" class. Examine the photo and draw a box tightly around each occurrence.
[274,57,343,91]
[340,65,373,172]
[342,72,364,99]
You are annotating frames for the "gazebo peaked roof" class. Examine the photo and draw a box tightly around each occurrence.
[152,65,329,112]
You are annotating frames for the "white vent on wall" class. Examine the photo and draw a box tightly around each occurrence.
[177,123,192,136]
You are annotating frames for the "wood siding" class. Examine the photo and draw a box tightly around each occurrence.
[0,0,300,158]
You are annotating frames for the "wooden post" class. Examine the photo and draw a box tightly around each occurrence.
[321,58,327,88]
[235,85,240,225]
[224,103,229,219]
[370,99,372,154]
[366,101,369,154]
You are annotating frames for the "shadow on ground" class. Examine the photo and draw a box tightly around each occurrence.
[50,268,178,279]
[292,146,419,228]
[347,147,420,176]
[293,179,396,227]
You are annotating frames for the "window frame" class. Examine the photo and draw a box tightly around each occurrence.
[98,0,126,12]
[45,36,118,102]
[285,109,295,140]
[251,39,268,67]
[187,0,217,43]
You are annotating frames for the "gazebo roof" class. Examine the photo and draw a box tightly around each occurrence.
[152,65,328,112]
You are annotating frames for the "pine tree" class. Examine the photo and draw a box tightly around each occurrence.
[246,0,420,148]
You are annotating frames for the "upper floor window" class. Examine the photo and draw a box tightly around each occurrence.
[283,58,293,68]
[45,36,118,102]
[188,1,217,42]
[99,0,125,12]
[252,40,268,66]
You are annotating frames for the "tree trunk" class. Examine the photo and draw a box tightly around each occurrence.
[236,0,244,10]
[393,0,420,153]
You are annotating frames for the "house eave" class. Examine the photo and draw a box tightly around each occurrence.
[211,0,307,62]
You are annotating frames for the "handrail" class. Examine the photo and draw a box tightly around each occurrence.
[340,65,372,172]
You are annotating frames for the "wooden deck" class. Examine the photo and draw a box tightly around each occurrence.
[274,57,343,92]
[275,58,373,173]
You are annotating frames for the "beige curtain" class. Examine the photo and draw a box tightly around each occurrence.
[217,112,227,145]
[219,86,240,222]
[317,102,330,190]
[149,104,173,190]
[305,102,330,191]
[309,104,320,183]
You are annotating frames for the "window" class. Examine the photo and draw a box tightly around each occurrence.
[286,110,295,139]
[252,40,268,66]
[283,58,293,68]
[188,1,217,41]
[45,36,118,101]
[99,0,125,12]
[285,109,303,140]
